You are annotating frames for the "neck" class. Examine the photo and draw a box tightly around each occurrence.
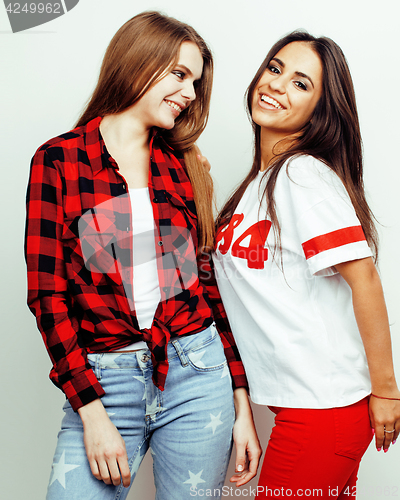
[259,128,298,171]
[259,134,278,171]
[99,110,151,153]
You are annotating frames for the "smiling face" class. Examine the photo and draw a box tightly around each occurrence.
[130,41,204,131]
[251,41,323,144]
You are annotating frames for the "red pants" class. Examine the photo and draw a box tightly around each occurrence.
[256,398,373,499]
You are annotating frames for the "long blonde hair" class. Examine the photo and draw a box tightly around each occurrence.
[76,11,214,252]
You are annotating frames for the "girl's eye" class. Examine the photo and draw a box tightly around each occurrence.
[268,65,280,74]
[294,81,308,91]
[172,70,185,79]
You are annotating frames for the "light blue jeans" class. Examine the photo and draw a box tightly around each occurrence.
[46,325,235,500]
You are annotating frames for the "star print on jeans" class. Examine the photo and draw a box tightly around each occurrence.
[183,469,206,489]
[188,350,206,368]
[146,397,166,422]
[133,374,146,400]
[221,364,229,379]
[204,412,224,435]
[49,450,80,489]
[101,353,123,368]
[131,445,146,479]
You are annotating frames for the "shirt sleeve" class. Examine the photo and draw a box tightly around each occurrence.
[198,252,248,390]
[285,156,372,276]
[25,146,105,411]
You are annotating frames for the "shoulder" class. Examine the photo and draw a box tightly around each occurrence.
[285,154,334,179]
[282,155,345,194]
[34,126,85,158]
[30,125,91,176]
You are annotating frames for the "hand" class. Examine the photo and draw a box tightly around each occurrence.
[78,399,131,487]
[194,144,211,172]
[369,392,400,453]
[230,388,262,487]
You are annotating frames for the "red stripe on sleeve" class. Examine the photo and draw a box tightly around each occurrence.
[302,226,366,260]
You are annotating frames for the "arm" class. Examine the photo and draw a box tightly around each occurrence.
[25,147,104,410]
[25,147,130,486]
[335,257,400,452]
[230,388,262,487]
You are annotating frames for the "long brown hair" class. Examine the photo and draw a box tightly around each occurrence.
[76,11,214,252]
[217,31,378,260]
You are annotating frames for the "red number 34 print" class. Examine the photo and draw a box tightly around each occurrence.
[216,214,271,270]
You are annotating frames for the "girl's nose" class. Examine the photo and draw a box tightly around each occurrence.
[182,81,196,102]
[269,76,286,94]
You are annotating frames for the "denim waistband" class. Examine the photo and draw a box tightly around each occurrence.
[87,323,217,368]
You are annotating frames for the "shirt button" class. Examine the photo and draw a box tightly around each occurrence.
[158,241,163,246]
[122,184,126,190]
[153,198,158,203]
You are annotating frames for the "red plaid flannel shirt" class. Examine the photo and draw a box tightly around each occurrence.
[25,117,247,411]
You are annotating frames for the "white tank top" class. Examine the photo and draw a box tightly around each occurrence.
[117,188,161,351]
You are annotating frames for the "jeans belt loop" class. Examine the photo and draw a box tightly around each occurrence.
[95,354,102,380]
[171,339,189,367]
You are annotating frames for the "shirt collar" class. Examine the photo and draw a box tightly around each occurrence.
[84,117,108,175]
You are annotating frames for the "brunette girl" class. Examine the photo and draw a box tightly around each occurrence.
[214,31,400,498]
[25,12,260,500]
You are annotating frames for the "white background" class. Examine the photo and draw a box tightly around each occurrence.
[1,1,399,499]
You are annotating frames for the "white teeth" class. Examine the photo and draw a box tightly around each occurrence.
[165,100,182,113]
[260,95,284,109]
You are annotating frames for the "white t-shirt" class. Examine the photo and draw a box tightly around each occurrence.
[117,188,160,351]
[213,155,372,409]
